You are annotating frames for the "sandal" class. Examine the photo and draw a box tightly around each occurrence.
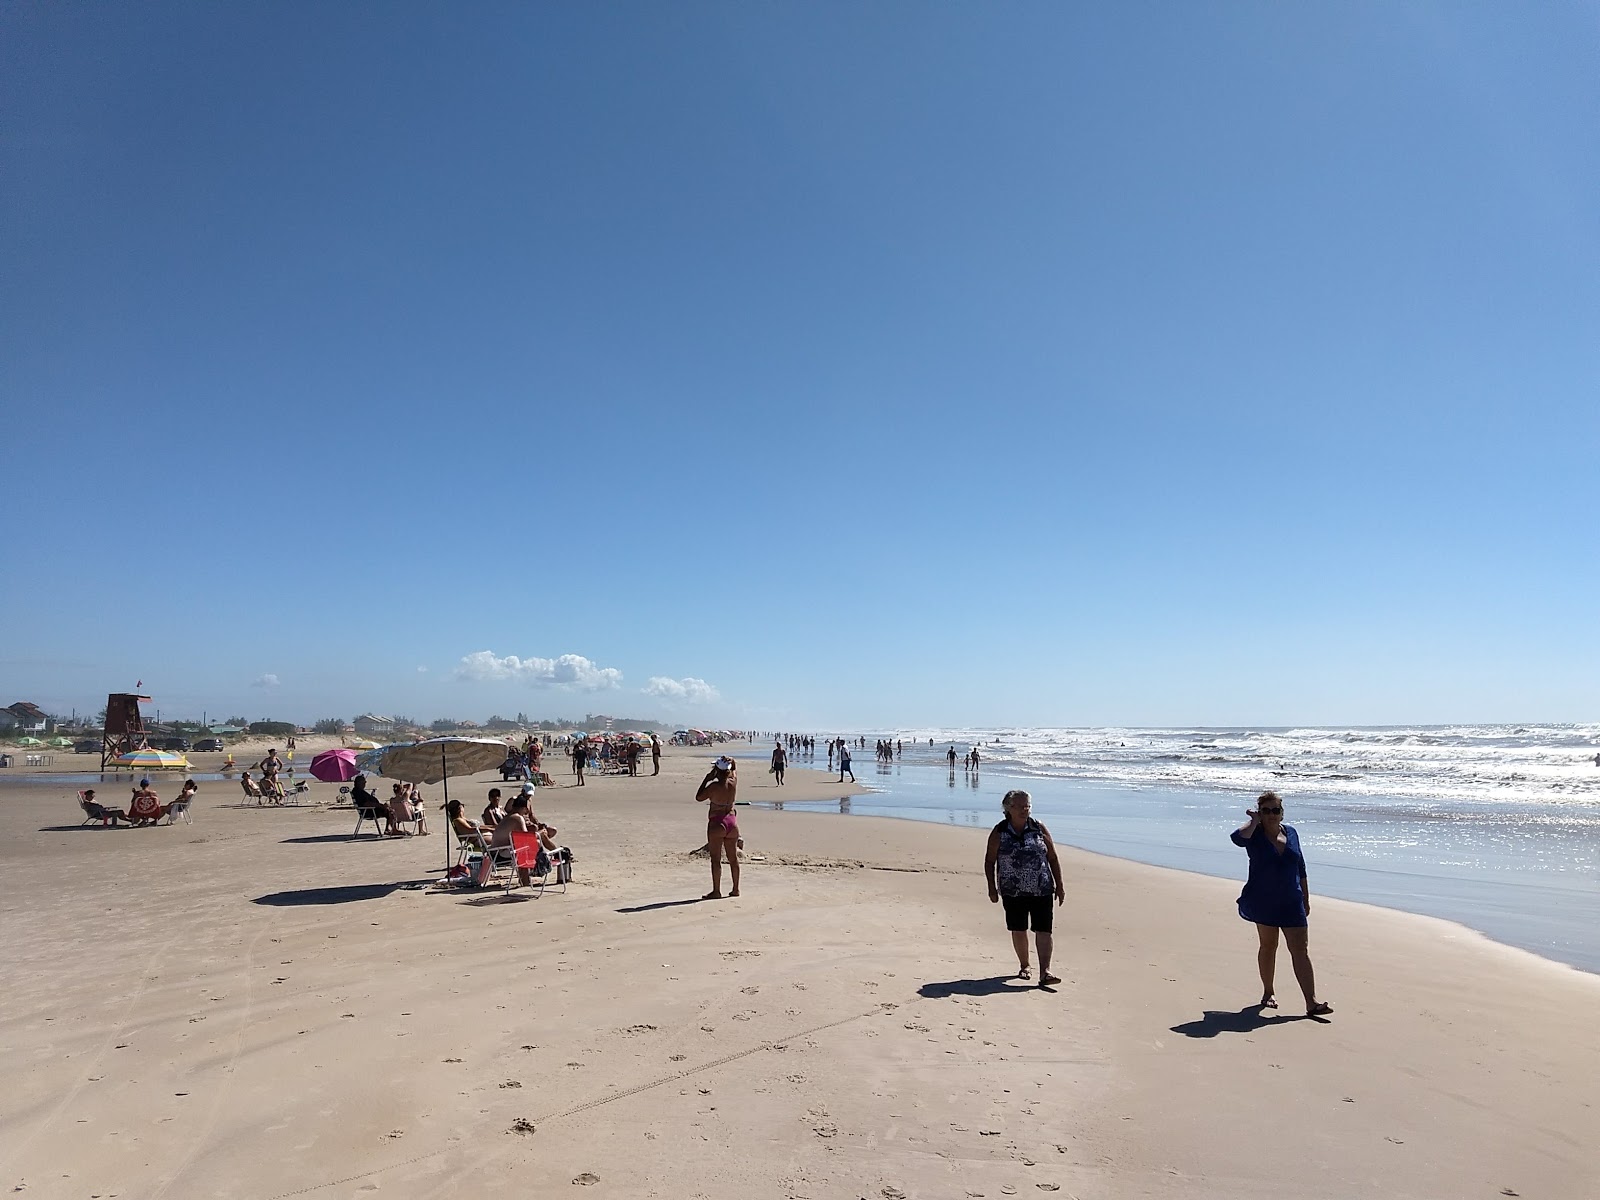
[1307,1001,1333,1017]
[1038,972,1062,987]
[1017,965,1031,980]
[1260,993,1278,1010]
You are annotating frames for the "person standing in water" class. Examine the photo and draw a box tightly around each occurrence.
[696,756,740,899]
[1231,791,1332,1017]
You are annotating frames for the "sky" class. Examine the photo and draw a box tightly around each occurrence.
[2,2,1597,731]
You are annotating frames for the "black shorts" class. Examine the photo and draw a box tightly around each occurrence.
[1002,894,1054,933]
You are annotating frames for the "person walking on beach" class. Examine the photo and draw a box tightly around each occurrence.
[651,733,662,776]
[838,743,854,782]
[985,790,1066,986]
[1231,792,1332,1017]
[771,738,787,785]
[696,756,740,899]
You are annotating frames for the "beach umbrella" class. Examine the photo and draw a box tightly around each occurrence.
[345,737,381,750]
[358,737,512,874]
[112,748,189,770]
[309,747,359,783]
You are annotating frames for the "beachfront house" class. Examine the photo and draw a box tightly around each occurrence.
[353,713,397,737]
[2,702,51,733]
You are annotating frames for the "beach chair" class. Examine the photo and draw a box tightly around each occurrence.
[507,830,569,897]
[352,800,387,839]
[164,794,194,825]
[449,826,515,886]
[287,779,311,805]
[240,776,263,804]
[78,789,118,827]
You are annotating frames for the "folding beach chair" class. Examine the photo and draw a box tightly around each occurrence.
[507,830,569,898]
[165,795,194,825]
[78,789,117,827]
[352,800,387,839]
[450,827,516,887]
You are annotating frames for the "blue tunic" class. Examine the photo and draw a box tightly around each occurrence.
[1230,823,1308,929]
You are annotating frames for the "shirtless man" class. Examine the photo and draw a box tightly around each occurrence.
[695,756,740,900]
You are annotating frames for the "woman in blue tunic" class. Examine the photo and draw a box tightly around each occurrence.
[1231,792,1332,1017]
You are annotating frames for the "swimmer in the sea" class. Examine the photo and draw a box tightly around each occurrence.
[696,756,740,899]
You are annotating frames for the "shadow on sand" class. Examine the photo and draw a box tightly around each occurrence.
[279,834,379,844]
[252,882,426,906]
[615,898,707,914]
[917,976,1036,999]
[1169,1006,1326,1038]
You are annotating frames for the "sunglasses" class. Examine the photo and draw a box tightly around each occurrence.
[1258,806,1283,814]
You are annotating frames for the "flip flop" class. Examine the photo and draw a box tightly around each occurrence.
[1307,1001,1333,1017]
[1038,973,1062,987]
[1017,965,1031,980]
[1261,994,1278,1010]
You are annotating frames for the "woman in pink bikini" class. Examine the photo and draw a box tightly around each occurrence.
[696,756,740,899]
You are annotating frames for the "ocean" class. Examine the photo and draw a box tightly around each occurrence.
[755,725,1600,974]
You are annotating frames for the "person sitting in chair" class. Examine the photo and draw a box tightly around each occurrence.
[81,788,127,825]
[128,779,166,826]
[445,798,489,840]
[387,782,428,835]
[481,788,507,829]
[490,792,568,885]
[239,771,263,802]
[349,774,387,831]
[169,778,198,820]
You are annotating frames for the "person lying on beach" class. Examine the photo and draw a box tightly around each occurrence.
[127,779,166,826]
[984,789,1065,987]
[1231,791,1332,1018]
[695,757,740,900]
[80,788,128,825]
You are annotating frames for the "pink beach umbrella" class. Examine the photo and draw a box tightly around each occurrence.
[309,747,359,783]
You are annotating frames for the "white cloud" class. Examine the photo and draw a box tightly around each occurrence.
[643,676,720,703]
[251,674,280,688]
[416,666,428,673]
[455,650,622,691]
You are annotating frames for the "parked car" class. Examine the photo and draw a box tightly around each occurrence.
[193,737,225,753]
[157,737,191,752]
[74,739,101,754]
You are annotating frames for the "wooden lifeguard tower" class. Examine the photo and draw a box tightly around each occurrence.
[101,692,152,771]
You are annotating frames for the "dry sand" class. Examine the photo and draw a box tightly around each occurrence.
[1,748,1596,1199]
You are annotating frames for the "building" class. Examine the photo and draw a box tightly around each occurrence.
[352,714,397,737]
[2,702,51,733]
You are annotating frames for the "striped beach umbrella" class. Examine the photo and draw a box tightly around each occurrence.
[112,748,190,770]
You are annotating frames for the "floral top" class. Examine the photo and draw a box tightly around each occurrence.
[993,817,1055,898]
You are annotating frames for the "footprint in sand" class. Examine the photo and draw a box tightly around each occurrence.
[573,1172,600,1185]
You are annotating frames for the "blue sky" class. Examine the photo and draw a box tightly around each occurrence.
[3,3,1596,730]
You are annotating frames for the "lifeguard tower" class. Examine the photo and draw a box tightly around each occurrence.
[101,693,152,771]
